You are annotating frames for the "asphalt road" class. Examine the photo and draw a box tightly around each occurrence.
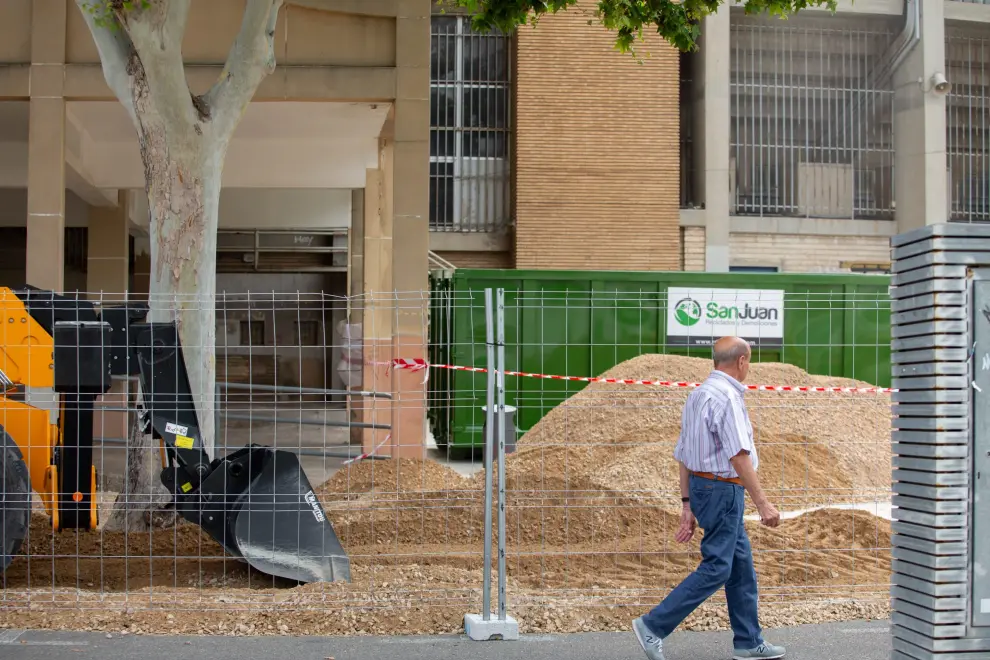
[0,619,890,660]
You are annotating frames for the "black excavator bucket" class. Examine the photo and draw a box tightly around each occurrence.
[232,448,350,583]
[129,323,350,583]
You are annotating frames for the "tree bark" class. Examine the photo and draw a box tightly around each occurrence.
[76,0,283,532]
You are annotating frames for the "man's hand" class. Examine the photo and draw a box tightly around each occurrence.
[729,451,780,528]
[757,499,780,528]
[675,504,696,543]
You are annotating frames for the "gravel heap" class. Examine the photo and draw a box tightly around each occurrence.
[507,354,891,512]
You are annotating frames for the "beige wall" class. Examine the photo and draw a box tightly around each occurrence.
[61,0,397,68]
[435,250,514,269]
[681,227,706,272]
[681,226,890,273]
[514,0,681,271]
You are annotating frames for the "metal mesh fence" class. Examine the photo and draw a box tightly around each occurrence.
[429,285,893,629]
[0,285,893,634]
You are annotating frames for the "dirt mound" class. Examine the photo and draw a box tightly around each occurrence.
[512,354,890,510]
[319,457,470,499]
[1,507,891,636]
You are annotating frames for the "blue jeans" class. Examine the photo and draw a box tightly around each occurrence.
[642,475,764,651]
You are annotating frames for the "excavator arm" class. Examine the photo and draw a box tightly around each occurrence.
[0,286,350,583]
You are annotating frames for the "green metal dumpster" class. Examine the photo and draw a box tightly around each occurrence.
[427,269,891,455]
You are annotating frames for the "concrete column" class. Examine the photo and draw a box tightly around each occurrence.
[697,7,731,272]
[361,168,393,455]
[389,0,431,458]
[893,0,948,232]
[26,0,67,292]
[347,188,365,446]
[87,190,130,300]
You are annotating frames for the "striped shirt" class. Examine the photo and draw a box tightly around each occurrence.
[673,370,758,479]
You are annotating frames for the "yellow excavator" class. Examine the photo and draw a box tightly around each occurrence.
[0,286,349,583]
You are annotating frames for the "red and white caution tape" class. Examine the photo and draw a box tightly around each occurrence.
[389,358,896,394]
[343,434,391,465]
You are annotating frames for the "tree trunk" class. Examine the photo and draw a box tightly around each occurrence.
[77,0,283,532]
[104,126,223,531]
[145,137,222,460]
[102,401,174,532]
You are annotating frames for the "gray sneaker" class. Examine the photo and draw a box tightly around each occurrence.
[632,617,665,660]
[733,642,786,659]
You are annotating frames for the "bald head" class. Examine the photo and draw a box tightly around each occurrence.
[712,336,751,382]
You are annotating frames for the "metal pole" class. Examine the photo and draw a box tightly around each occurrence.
[215,383,222,455]
[93,436,385,461]
[495,287,507,621]
[482,288,496,621]
[217,413,390,430]
[218,381,392,400]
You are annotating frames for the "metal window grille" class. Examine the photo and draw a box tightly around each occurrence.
[946,28,990,223]
[730,13,897,220]
[680,50,699,209]
[430,15,512,233]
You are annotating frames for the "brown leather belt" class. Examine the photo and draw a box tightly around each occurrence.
[690,471,743,487]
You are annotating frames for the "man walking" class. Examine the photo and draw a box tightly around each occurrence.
[632,336,784,660]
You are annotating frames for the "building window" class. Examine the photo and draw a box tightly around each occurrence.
[946,28,990,224]
[729,14,896,221]
[295,320,320,347]
[729,266,780,273]
[430,15,512,233]
[680,50,699,209]
[239,320,265,346]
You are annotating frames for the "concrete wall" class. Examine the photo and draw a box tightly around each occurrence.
[216,189,351,229]
[513,0,681,271]
[127,188,353,231]
[435,250,514,269]
[62,0,397,68]
[681,226,891,273]
[0,188,88,227]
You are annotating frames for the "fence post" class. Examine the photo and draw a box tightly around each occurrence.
[464,288,519,641]
[495,287,510,624]
[890,223,990,659]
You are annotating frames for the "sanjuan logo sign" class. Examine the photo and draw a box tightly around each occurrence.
[674,298,703,326]
[704,301,779,321]
[667,287,785,347]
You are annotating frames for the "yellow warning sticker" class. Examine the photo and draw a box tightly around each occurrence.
[180,482,193,493]
[175,435,194,449]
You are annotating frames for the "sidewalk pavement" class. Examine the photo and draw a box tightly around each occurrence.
[0,618,890,660]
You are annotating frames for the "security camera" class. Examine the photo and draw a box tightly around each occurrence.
[930,72,951,96]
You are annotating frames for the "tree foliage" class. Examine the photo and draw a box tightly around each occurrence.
[452,0,838,52]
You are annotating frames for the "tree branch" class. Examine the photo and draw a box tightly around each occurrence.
[116,0,198,134]
[204,0,284,141]
[74,1,139,128]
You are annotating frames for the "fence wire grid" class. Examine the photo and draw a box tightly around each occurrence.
[0,287,893,635]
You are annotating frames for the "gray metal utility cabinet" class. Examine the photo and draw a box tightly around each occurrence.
[890,223,990,660]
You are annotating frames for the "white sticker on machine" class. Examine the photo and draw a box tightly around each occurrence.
[165,422,188,436]
[982,598,990,614]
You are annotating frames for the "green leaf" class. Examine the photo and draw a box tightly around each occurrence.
[451,0,837,52]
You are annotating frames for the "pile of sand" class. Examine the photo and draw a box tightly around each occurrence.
[320,457,472,500]
[505,354,891,511]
